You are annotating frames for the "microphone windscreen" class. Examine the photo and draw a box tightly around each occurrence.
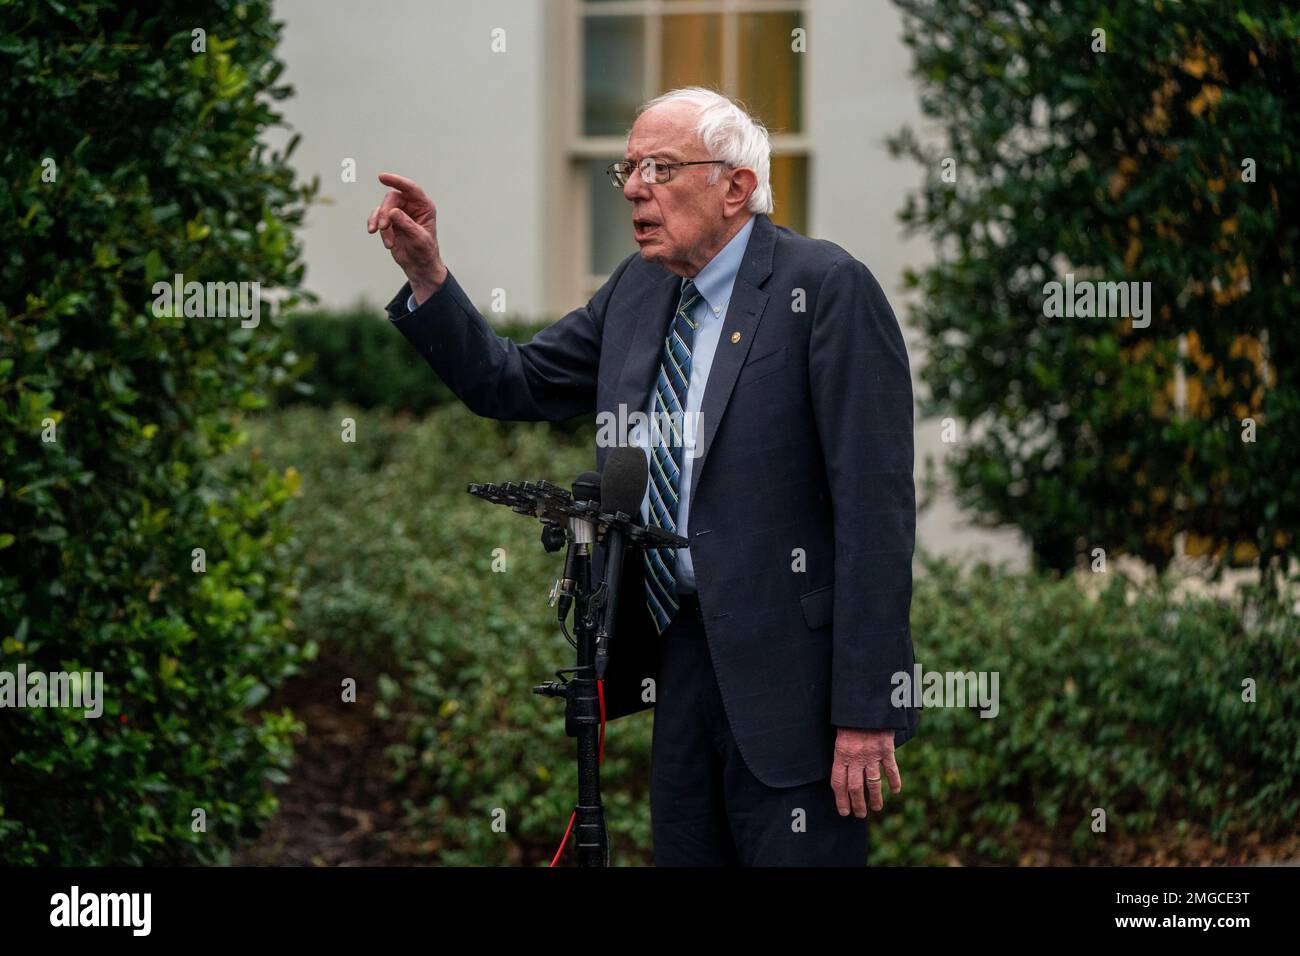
[572,471,602,505]
[601,446,648,518]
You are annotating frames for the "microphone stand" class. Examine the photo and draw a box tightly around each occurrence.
[533,512,603,868]
[466,480,686,867]
[543,521,604,866]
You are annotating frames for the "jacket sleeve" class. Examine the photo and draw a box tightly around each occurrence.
[385,254,637,422]
[808,256,917,731]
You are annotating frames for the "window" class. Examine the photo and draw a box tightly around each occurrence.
[574,0,808,295]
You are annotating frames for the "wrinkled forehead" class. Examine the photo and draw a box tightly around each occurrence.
[625,103,703,162]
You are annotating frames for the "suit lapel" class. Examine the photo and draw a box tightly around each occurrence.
[687,214,775,508]
[611,271,680,426]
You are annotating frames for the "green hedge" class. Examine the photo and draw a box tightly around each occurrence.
[247,402,1299,865]
[274,306,553,417]
[875,557,1298,864]
[1,1,312,864]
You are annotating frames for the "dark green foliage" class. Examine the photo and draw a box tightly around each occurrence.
[891,0,1300,579]
[874,556,1298,864]
[0,2,314,863]
[250,403,1299,865]
[275,307,553,417]
[240,403,639,865]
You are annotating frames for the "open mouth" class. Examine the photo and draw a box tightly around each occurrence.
[633,219,660,241]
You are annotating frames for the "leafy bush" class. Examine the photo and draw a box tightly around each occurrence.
[0,1,313,863]
[891,0,1300,579]
[274,306,553,417]
[248,402,1299,865]
[874,556,1298,864]
[235,402,642,863]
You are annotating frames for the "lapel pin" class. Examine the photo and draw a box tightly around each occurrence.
[730,331,742,344]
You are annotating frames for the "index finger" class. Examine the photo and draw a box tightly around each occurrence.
[377,172,424,196]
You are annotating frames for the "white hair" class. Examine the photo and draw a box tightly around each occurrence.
[633,87,775,215]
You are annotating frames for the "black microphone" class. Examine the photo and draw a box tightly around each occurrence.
[594,447,649,678]
[556,471,601,626]
[601,446,649,521]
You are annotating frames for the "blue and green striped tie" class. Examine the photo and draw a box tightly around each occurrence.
[644,278,701,634]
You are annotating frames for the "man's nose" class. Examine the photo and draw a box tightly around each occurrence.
[623,170,651,202]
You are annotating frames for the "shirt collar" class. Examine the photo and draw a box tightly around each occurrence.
[683,215,756,317]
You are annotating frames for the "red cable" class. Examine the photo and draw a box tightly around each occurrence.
[549,812,576,868]
[548,678,607,867]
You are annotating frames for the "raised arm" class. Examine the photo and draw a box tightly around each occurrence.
[368,172,632,422]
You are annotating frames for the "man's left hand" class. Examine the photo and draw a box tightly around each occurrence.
[830,727,902,818]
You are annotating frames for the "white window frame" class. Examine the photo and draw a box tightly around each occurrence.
[564,0,810,301]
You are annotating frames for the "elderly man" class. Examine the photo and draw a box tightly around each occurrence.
[369,87,918,866]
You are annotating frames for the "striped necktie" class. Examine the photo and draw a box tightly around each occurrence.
[644,278,701,634]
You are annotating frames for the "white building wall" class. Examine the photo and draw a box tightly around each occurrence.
[273,0,547,317]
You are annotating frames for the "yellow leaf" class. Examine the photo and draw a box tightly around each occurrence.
[1189,84,1223,117]
[1124,236,1142,271]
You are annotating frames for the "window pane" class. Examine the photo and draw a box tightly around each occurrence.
[587,159,638,275]
[768,154,807,235]
[660,14,722,94]
[737,12,803,133]
[584,16,645,136]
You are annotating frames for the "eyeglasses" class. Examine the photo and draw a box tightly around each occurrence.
[605,157,729,188]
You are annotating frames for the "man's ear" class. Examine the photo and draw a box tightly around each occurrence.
[725,167,759,214]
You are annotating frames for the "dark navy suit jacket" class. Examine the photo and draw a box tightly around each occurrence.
[387,212,919,788]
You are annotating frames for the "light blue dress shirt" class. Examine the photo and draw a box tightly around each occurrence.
[401,215,757,596]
